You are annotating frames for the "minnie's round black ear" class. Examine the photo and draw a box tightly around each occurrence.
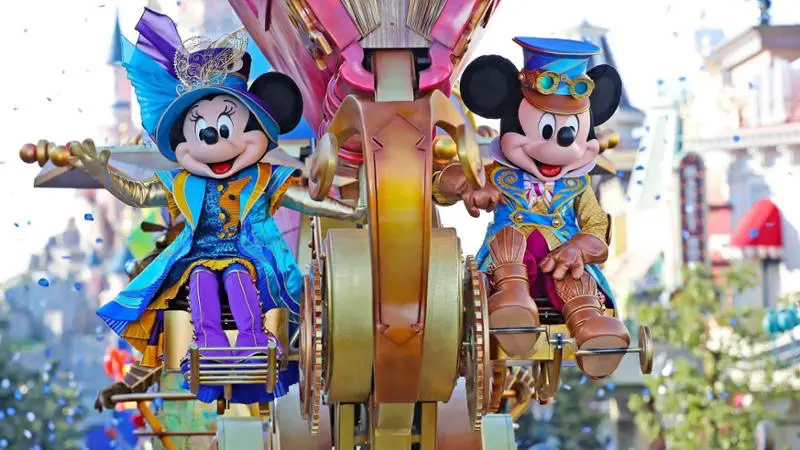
[587,64,622,126]
[249,72,304,133]
[460,55,522,119]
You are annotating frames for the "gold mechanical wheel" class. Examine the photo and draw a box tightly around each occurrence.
[307,133,339,201]
[639,325,654,374]
[463,256,490,431]
[299,260,324,433]
[487,360,507,414]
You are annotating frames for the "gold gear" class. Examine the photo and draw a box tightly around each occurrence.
[463,256,490,431]
[299,260,324,435]
[487,360,507,414]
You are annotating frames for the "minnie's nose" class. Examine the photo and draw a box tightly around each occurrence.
[199,127,219,145]
[557,127,576,147]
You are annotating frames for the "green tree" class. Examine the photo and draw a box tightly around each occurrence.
[628,266,800,449]
[0,318,85,449]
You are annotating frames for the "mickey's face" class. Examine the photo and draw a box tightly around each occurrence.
[175,95,268,179]
[500,101,600,182]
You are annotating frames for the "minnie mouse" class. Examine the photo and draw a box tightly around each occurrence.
[434,37,629,379]
[61,9,363,406]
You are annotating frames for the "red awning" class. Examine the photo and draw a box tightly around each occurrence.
[730,199,783,259]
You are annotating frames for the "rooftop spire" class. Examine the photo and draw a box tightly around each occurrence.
[108,9,124,66]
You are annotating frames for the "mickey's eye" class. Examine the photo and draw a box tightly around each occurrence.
[565,115,579,134]
[538,113,555,140]
[217,115,233,139]
[194,118,208,141]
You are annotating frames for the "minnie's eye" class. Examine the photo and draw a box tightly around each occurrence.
[565,115,579,134]
[194,118,207,141]
[217,115,233,139]
[538,113,555,140]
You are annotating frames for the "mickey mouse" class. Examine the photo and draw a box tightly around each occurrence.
[433,37,630,379]
[56,8,364,408]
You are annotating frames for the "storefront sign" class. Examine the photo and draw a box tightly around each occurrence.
[679,152,707,265]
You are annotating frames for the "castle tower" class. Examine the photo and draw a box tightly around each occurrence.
[108,10,135,144]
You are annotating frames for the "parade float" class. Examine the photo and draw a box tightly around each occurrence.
[19,1,653,448]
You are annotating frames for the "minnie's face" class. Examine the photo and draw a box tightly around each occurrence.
[175,95,268,179]
[500,101,600,182]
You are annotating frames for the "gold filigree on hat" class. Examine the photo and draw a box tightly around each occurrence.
[173,27,249,93]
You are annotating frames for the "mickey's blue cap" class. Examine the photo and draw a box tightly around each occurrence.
[513,37,601,114]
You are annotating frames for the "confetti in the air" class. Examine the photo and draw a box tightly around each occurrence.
[639,146,647,152]
[655,195,662,200]
[46,97,52,102]
[38,277,50,287]
[581,426,592,433]
[641,388,650,397]
[596,387,606,398]
[23,429,32,439]
[14,223,19,227]
[84,213,94,221]
[6,407,15,416]
[0,379,9,389]
[96,238,104,244]
[635,165,645,171]
[616,170,625,177]
[748,228,759,239]
[562,384,571,391]
[657,79,664,86]
[579,375,588,384]
[678,76,686,82]
[733,135,741,142]
[682,230,690,239]
[73,282,83,291]
[26,412,35,422]
[636,180,644,185]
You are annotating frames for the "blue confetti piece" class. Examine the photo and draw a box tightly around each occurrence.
[48,422,55,431]
[95,238,103,244]
[44,347,52,358]
[65,416,74,425]
[14,390,23,400]
[641,388,650,396]
[657,79,664,86]
[682,230,690,239]
[596,387,606,397]
[719,392,729,399]
[62,255,71,259]
[72,282,82,292]
[84,213,94,221]
[635,165,645,171]
[0,439,6,448]
[616,170,625,177]
[95,335,105,342]
[748,228,759,239]
[0,379,9,389]
[14,223,19,228]
[678,76,686,82]
[636,180,643,185]
[706,391,714,400]
[0,411,4,420]
[48,434,56,442]
[729,318,737,326]
[6,407,15,416]
[655,194,662,200]
[732,135,741,142]
[38,278,50,287]
[57,398,66,406]
[748,82,755,89]
[639,146,647,152]
[579,375,588,384]
[582,426,591,433]
[562,384,571,391]
[606,382,616,391]
[43,385,50,394]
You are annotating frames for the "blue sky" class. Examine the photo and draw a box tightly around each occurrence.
[1,0,799,280]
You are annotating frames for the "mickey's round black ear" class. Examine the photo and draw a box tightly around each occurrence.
[460,55,522,119]
[249,72,304,133]
[587,64,622,126]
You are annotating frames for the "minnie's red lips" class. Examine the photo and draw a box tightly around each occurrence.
[535,160,562,177]
[208,157,236,175]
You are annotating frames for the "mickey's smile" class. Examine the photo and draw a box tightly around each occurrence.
[208,157,237,175]
[534,159,563,177]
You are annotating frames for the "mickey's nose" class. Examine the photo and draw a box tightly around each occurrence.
[556,127,576,147]
[199,127,219,145]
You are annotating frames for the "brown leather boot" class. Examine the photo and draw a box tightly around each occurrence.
[555,273,630,379]
[488,226,540,356]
